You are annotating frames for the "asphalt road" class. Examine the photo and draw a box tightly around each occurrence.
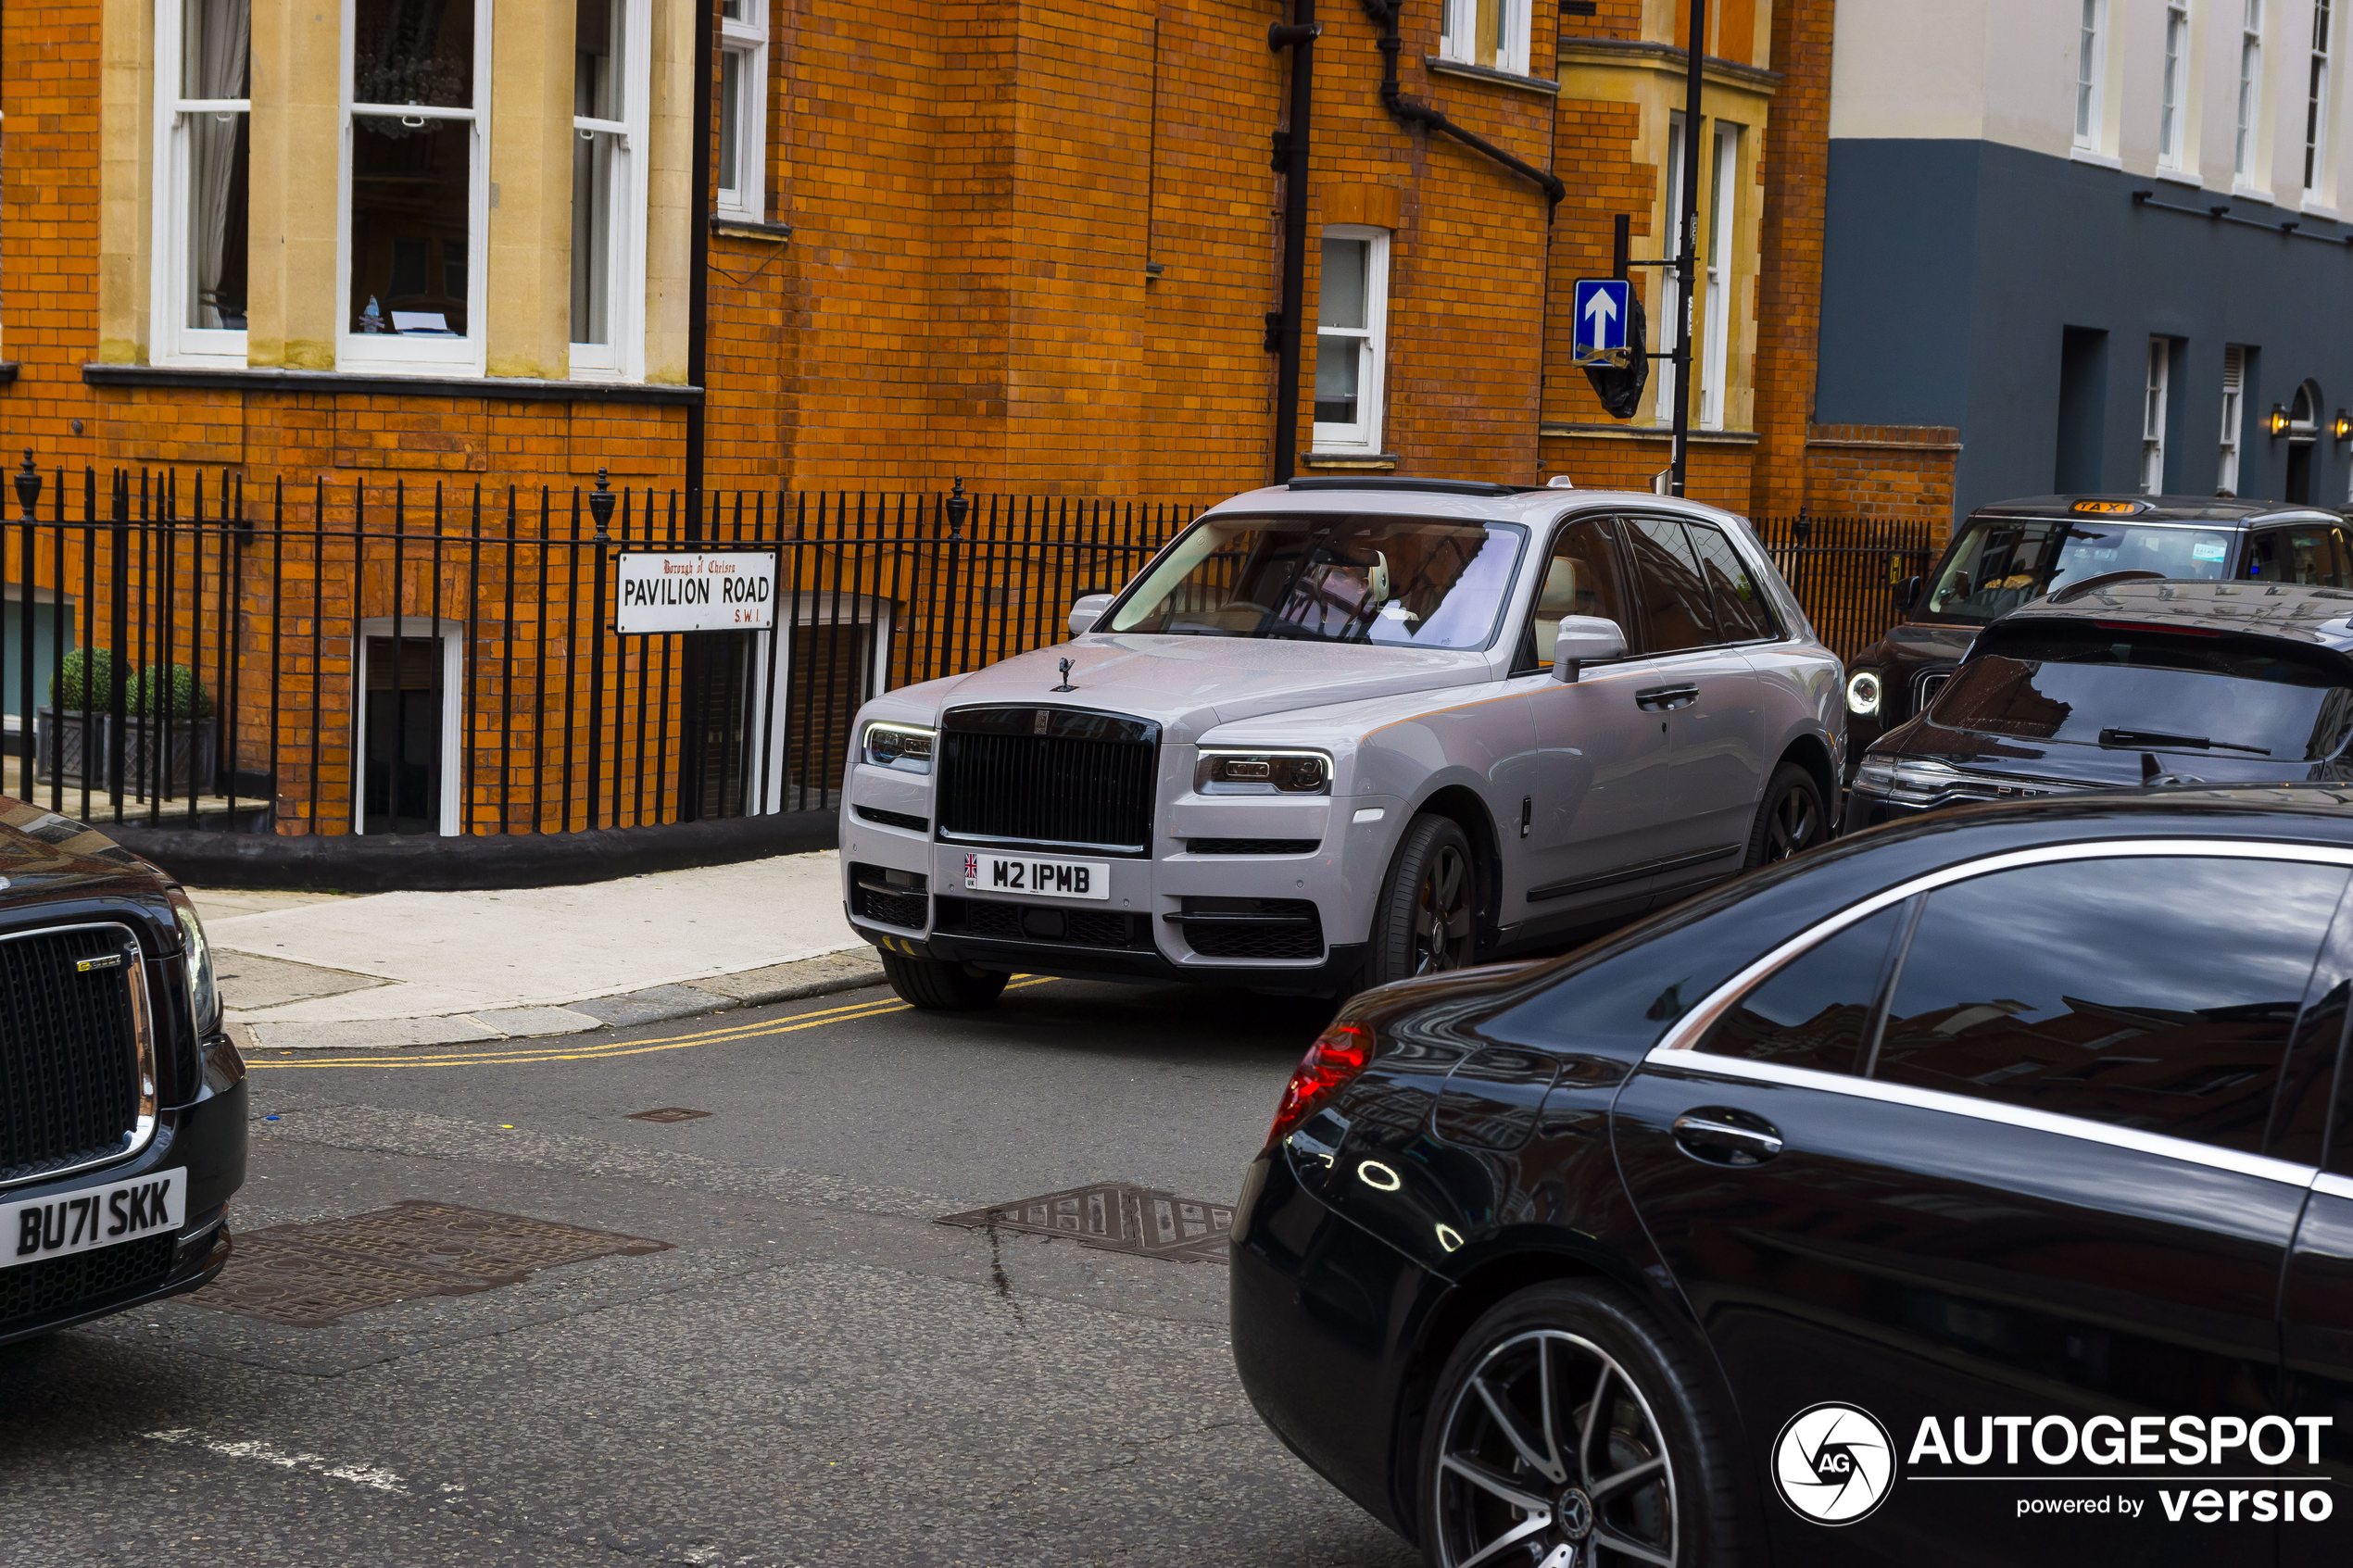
[0,975,1423,1568]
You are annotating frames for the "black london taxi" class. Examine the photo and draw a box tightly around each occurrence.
[1844,577,2353,828]
[1842,495,2353,775]
[0,798,245,1346]
[1231,786,2353,1568]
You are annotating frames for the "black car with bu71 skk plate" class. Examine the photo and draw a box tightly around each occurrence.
[0,797,245,1347]
[1232,788,2353,1567]
[1844,576,2353,829]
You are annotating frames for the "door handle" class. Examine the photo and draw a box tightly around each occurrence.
[1636,684,1699,712]
[1672,1110,1784,1166]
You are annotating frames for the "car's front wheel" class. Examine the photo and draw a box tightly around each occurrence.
[1419,1280,1747,1568]
[1362,812,1482,990]
[876,948,1009,1011]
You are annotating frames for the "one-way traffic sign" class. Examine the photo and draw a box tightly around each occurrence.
[1572,278,1630,366]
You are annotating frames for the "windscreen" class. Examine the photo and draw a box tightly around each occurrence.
[1924,519,2236,622]
[1929,625,2353,763]
[1106,513,1526,648]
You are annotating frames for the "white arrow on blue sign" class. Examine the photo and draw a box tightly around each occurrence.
[1572,278,1630,366]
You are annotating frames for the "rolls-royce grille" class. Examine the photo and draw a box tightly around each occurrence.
[0,1232,175,1336]
[937,708,1159,855]
[0,925,145,1185]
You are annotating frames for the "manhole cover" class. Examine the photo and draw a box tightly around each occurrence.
[627,1107,711,1123]
[937,1182,1234,1263]
[194,1200,669,1326]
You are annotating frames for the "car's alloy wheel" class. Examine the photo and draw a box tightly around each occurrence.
[1366,814,1482,989]
[1744,761,1827,870]
[1429,1328,1679,1568]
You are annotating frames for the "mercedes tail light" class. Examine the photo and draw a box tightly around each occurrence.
[1266,1021,1373,1148]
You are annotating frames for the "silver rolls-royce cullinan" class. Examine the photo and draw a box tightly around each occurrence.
[839,477,1845,1010]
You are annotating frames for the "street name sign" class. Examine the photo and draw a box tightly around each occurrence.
[1572,278,1630,366]
[614,549,776,633]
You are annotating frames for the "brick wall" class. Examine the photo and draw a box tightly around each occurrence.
[1803,424,1962,532]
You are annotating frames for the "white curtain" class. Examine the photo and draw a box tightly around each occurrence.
[186,0,249,330]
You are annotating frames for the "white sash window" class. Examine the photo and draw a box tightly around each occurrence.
[153,0,252,366]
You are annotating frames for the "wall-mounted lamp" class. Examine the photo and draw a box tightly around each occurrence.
[2267,403,2293,438]
[2333,408,2350,443]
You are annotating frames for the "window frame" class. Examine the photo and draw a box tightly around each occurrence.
[1310,224,1390,457]
[2308,0,2336,196]
[2159,0,2191,171]
[1619,512,1722,655]
[716,0,770,220]
[2220,344,2246,495]
[2074,0,2107,151]
[1697,120,1739,432]
[1515,513,1634,676]
[335,0,495,376]
[1649,837,2353,1180]
[569,0,654,381]
[2238,0,2266,181]
[1437,0,1529,77]
[151,0,252,368]
[2140,336,2171,495]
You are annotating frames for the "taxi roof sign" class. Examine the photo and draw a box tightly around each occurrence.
[2070,499,2148,515]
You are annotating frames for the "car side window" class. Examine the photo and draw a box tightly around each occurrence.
[1693,903,1909,1075]
[2244,526,2353,588]
[1683,520,1779,642]
[1525,518,1631,671]
[1871,856,2347,1156]
[1623,516,1718,654]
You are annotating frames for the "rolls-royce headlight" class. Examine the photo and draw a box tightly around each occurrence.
[164,885,220,1035]
[1845,671,1882,716]
[1196,749,1332,795]
[862,721,936,775]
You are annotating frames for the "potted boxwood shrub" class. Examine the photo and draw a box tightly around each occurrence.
[124,661,218,799]
[35,647,119,787]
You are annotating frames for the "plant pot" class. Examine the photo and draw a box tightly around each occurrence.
[32,710,217,798]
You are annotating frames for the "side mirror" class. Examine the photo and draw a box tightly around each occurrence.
[1895,575,1922,614]
[1068,592,1115,635]
[1550,615,1627,683]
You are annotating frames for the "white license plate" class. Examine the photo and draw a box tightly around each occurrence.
[963,853,1113,901]
[3,1167,185,1271]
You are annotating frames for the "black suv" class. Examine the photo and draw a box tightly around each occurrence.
[1842,495,2353,775]
[1,798,244,1346]
[1844,577,2353,828]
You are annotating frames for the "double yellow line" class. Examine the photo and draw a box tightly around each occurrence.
[249,977,1052,1071]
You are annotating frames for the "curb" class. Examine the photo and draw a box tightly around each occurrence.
[232,949,887,1052]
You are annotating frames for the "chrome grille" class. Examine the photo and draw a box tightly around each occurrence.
[937,707,1159,855]
[1915,670,1952,709]
[0,924,148,1186]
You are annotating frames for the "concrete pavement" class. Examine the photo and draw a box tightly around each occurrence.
[201,851,883,1051]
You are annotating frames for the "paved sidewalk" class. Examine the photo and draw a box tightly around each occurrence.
[198,850,882,1050]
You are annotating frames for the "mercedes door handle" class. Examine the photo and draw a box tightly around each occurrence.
[1635,684,1700,712]
[1672,1110,1784,1166]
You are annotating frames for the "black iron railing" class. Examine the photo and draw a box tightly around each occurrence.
[0,460,1937,839]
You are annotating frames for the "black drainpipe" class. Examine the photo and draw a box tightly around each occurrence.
[686,0,715,539]
[1359,0,1565,211]
[1268,5,1320,480]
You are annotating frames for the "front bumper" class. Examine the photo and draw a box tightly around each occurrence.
[0,1040,247,1348]
[841,760,1402,994]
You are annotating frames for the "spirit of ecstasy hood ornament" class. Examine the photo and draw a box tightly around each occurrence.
[1051,658,1077,693]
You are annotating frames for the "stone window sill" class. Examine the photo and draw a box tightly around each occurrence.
[711,215,793,244]
[82,364,703,405]
[1302,451,1400,470]
[1424,56,1561,97]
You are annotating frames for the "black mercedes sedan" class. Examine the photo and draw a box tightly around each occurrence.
[0,797,244,1347]
[1232,788,2352,1567]
[1841,495,2351,777]
[1844,577,2353,831]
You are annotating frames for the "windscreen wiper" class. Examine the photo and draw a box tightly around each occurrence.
[2098,727,2271,756]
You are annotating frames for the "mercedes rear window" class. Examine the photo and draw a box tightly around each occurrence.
[1928,623,2353,762]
